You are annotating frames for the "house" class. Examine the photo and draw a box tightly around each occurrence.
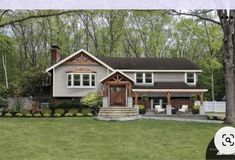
[46,46,208,116]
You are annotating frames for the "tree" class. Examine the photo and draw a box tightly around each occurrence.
[170,10,235,124]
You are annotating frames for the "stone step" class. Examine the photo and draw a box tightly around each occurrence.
[98,107,138,118]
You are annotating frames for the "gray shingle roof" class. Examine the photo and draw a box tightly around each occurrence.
[99,57,200,70]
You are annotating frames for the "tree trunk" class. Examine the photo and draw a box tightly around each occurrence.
[2,54,8,89]
[219,10,235,124]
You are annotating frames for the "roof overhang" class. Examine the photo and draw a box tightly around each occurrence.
[99,70,135,83]
[120,69,202,73]
[132,89,208,92]
[46,49,114,72]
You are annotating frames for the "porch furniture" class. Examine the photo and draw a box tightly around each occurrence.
[178,105,188,114]
[171,107,177,114]
[155,105,165,114]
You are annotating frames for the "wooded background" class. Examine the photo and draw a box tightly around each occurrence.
[0,10,224,100]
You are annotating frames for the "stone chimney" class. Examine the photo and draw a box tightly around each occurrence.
[51,45,61,65]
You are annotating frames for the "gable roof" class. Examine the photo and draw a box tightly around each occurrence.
[99,57,201,71]
[99,70,135,83]
[46,49,114,72]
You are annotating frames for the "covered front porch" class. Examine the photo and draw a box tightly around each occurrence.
[100,70,134,108]
[133,89,207,115]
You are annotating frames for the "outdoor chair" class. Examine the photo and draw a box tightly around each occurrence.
[155,105,165,114]
[178,105,188,114]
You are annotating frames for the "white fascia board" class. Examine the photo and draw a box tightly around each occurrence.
[121,69,202,73]
[132,89,208,92]
[46,49,114,72]
[99,69,135,83]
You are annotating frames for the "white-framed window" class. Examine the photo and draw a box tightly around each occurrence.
[185,72,196,85]
[67,73,96,88]
[135,72,154,84]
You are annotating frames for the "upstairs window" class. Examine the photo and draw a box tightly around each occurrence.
[67,73,96,88]
[186,73,196,84]
[135,72,153,84]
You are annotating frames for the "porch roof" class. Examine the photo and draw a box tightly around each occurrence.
[132,82,208,92]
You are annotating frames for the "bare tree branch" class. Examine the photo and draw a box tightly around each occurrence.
[0,10,10,22]
[168,10,221,26]
[0,10,81,28]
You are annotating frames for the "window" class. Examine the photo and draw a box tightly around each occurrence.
[91,74,95,86]
[135,72,153,84]
[67,73,96,88]
[68,74,72,86]
[186,73,196,84]
[136,73,143,83]
[145,73,153,84]
[83,74,90,86]
[74,74,80,86]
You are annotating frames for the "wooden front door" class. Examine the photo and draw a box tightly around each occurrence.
[110,85,126,106]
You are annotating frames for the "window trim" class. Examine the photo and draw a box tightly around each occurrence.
[185,72,196,85]
[67,73,96,88]
[134,72,154,85]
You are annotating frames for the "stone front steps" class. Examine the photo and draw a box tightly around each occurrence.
[97,107,139,120]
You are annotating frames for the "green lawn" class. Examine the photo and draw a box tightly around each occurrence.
[0,118,224,160]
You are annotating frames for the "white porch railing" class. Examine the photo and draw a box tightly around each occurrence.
[202,101,226,113]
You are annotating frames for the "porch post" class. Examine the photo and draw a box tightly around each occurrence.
[166,91,172,115]
[150,98,153,110]
[134,92,139,105]
[198,92,205,115]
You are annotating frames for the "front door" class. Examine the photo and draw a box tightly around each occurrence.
[110,85,126,106]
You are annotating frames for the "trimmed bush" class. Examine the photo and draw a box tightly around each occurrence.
[42,108,52,116]
[76,113,83,117]
[33,113,41,117]
[137,105,146,114]
[192,105,200,114]
[68,108,78,115]
[81,92,102,114]
[53,113,61,117]
[21,109,31,116]
[81,108,91,116]
[15,113,23,117]
[43,113,50,117]
[87,113,93,117]
[25,113,32,117]
[64,112,73,117]
[54,108,65,115]
[5,113,12,117]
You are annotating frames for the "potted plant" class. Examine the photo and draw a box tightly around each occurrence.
[192,105,200,114]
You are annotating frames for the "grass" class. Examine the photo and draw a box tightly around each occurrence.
[0,118,225,160]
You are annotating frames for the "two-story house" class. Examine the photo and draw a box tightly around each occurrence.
[46,46,207,116]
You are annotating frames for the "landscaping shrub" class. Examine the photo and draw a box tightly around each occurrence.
[42,108,52,116]
[81,92,102,114]
[192,105,200,114]
[68,108,78,115]
[21,109,31,116]
[5,113,12,117]
[33,113,41,117]
[64,112,73,117]
[15,113,23,117]
[137,105,146,114]
[43,113,50,117]
[53,113,61,117]
[25,113,32,117]
[76,113,83,117]
[81,108,91,116]
[49,100,81,112]
[54,108,65,115]
[87,113,93,117]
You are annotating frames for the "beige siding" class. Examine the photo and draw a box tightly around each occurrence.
[123,72,185,83]
[54,64,108,97]
[155,73,185,82]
